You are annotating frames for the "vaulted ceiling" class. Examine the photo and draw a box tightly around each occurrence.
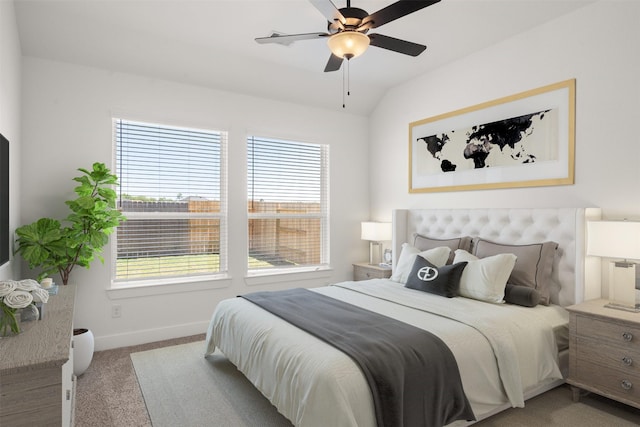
[14,0,594,115]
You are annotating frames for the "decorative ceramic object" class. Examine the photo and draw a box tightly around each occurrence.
[73,328,95,376]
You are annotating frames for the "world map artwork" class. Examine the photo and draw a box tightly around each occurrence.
[415,109,559,176]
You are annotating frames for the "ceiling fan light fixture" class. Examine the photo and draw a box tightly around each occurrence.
[327,31,370,59]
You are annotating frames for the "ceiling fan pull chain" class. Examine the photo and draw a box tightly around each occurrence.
[342,59,352,109]
[347,59,351,97]
[342,62,346,108]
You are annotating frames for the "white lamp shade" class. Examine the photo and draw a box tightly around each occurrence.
[361,222,392,242]
[327,31,370,59]
[587,220,640,260]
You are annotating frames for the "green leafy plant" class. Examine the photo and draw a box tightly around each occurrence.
[14,163,126,285]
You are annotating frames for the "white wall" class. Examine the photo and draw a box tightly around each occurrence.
[0,1,21,281]
[20,58,370,349]
[369,1,640,222]
[19,1,640,349]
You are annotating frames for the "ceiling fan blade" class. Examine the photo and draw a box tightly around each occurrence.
[255,32,329,46]
[324,54,344,72]
[309,0,346,26]
[362,0,440,29]
[368,33,426,56]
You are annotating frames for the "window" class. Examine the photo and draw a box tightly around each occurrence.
[113,119,227,283]
[247,136,329,272]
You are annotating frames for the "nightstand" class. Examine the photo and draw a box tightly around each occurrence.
[353,262,391,281]
[567,299,640,409]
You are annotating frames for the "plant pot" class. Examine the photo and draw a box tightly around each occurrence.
[73,328,94,376]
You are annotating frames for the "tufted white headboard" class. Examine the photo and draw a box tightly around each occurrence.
[392,208,602,306]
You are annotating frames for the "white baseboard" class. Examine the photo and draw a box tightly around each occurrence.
[94,320,210,351]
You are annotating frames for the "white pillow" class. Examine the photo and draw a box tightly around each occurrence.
[453,249,517,303]
[391,244,451,284]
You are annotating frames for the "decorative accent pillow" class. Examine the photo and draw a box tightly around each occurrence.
[414,234,472,264]
[472,238,558,305]
[405,256,468,298]
[390,243,451,284]
[453,249,517,303]
[504,283,541,307]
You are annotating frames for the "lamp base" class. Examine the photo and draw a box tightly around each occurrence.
[368,241,383,265]
[604,302,640,313]
[607,261,637,310]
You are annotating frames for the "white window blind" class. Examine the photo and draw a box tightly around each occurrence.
[247,136,329,271]
[113,119,227,282]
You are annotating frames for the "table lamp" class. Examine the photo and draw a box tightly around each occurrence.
[361,222,392,265]
[587,220,640,311]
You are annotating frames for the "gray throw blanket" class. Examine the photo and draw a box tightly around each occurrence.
[241,288,475,427]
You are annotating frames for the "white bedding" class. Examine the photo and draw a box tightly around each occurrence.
[204,279,569,427]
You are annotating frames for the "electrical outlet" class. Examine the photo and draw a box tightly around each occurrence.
[111,304,122,318]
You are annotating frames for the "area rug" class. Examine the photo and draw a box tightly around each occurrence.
[131,340,640,427]
[131,340,293,427]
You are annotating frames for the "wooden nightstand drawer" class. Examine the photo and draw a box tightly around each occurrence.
[574,358,640,402]
[575,336,640,374]
[576,315,640,347]
[567,299,640,409]
[353,263,392,281]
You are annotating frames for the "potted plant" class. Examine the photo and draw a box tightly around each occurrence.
[14,162,125,286]
[14,162,125,375]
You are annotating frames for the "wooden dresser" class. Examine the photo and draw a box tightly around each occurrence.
[0,283,76,426]
[353,262,392,281]
[567,298,640,408]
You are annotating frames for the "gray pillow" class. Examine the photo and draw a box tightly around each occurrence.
[414,234,472,264]
[472,238,558,305]
[504,283,540,307]
[405,255,468,298]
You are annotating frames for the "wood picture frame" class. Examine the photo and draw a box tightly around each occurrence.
[409,79,575,193]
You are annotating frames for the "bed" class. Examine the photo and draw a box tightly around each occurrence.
[205,208,602,426]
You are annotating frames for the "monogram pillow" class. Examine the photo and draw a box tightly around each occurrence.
[405,255,468,298]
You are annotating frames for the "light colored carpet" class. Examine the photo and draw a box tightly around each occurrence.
[131,341,292,427]
[74,334,205,426]
[131,340,640,427]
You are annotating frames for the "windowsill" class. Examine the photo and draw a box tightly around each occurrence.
[244,266,333,286]
[106,267,334,298]
[107,274,232,300]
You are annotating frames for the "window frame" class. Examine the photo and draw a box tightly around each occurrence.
[111,118,228,288]
[246,135,330,277]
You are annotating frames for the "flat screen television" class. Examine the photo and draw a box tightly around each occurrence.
[0,133,8,266]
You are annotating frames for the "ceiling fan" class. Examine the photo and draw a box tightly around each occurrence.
[256,0,441,72]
